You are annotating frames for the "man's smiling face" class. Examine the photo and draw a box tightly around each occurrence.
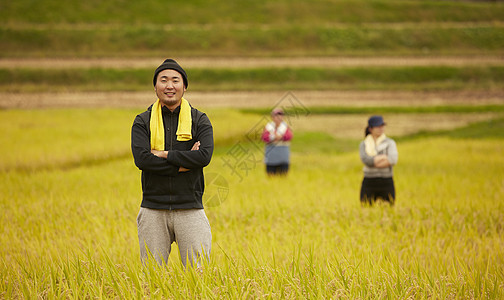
[155,69,186,109]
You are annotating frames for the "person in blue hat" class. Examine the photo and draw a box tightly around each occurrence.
[359,115,398,205]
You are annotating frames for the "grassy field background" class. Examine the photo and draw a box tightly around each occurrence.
[1,0,504,298]
[2,0,504,57]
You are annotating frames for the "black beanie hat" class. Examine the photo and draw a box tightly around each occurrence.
[153,59,188,88]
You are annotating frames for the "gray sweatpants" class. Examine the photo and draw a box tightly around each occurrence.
[137,207,212,267]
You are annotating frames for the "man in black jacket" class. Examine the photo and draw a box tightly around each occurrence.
[131,59,213,267]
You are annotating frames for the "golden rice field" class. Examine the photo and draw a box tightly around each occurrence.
[1,108,503,299]
[2,0,504,297]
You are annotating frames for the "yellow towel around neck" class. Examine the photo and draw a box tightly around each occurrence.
[364,133,386,156]
[175,98,192,142]
[150,98,192,150]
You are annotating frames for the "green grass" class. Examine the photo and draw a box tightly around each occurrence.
[2,66,504,92]
[1,25,503,58]
[2,0,503,25]
[2,1,503,57]
[397,117,504,141]
[1,108,503,298]
[2,1,503,58]
[241,105,504,116]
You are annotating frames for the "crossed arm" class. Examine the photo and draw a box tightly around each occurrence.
[131,113,214,176]
[151,141,200,172]
[373,154,391,168]
[359,141,398,169]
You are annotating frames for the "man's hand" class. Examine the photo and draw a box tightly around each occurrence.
[151,149,168,158]
[179,141,201,172]
[191,141,201,151]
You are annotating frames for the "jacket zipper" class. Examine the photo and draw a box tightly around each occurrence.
[168,111,173,209]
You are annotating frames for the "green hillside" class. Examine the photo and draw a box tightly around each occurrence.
[2,66,504,92]
[2,0,503,25]
[1,0,503,93]
[1,0,503,57]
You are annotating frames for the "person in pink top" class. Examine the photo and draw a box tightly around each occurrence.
[261,108,293,175]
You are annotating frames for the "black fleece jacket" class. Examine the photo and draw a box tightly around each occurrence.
[131,104,214,210]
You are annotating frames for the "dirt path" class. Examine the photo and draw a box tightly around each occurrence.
[2,90,503,109]
[0,56,503,69]
[1,56,502,109]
